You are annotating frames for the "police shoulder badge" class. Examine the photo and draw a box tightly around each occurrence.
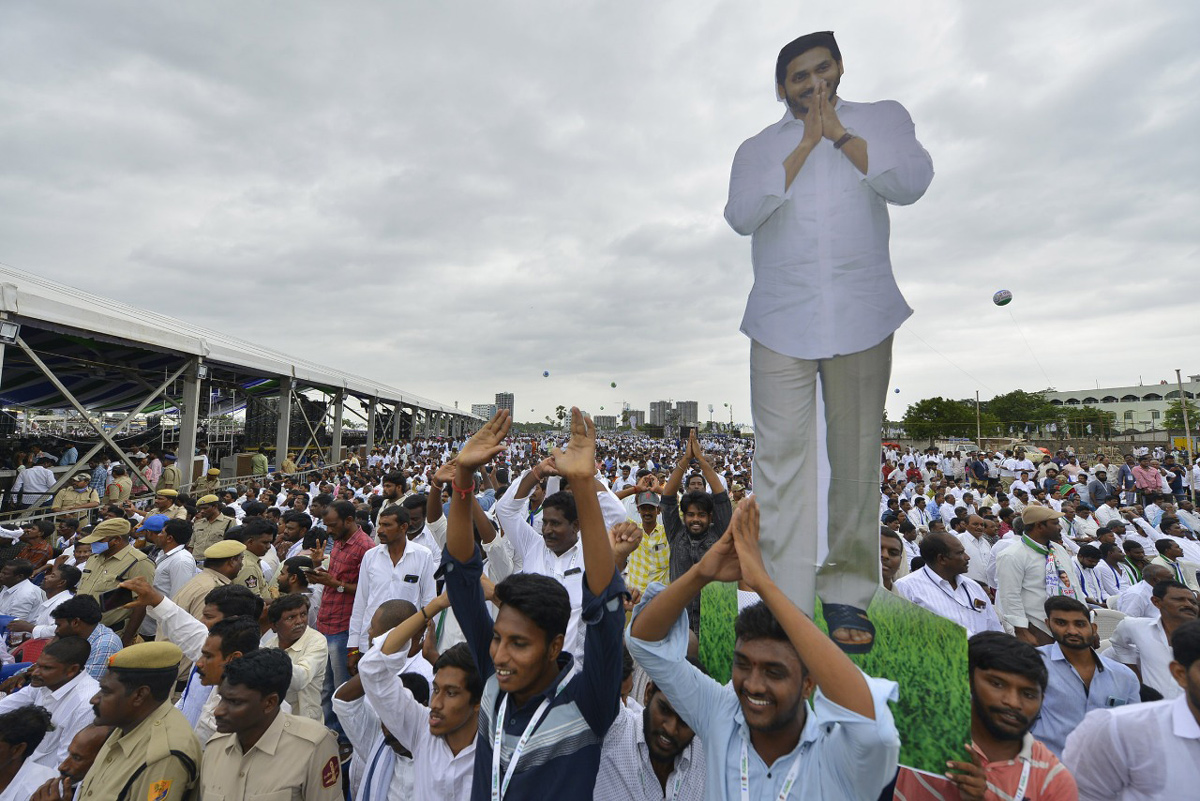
[321,756,340,788]
[148,779,172,801]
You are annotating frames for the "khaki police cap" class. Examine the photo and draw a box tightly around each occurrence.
[207,468,221,476]
[1022,505,1064,524]
[72,472,91,482]
[156,489,178,498]
[196,494,220,505]
[204,540,246,559]
[108,641,183,671]
[79,517,133,543]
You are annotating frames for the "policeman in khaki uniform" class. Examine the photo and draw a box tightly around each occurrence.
[169,540,242,621]
[76,517,156,638]
[190,495,235,557]
[106,465,135,504]
[153,489,188,521]
[77,641,202,801]
[202,648,340,800]
[157,453,182,493]
[192,468,222,497]
[228,520,275,602]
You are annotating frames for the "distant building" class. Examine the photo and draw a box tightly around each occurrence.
[593,415,617,430]
[649,401,672,426]
[1041,375,1199,433]
[494,393,514,414]
[675,401,699,426]
[626,410,646,428]
[471,403,496,418]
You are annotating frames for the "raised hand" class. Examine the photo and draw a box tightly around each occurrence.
[532,456,558,480]
[696,527,742,584]
[551,407,596,481]
[119,576,164,609]
[624,586,643,614]
[609,520,644,561]
[433,460,457,487]
[457,410,511,471]
[730,497,771,592]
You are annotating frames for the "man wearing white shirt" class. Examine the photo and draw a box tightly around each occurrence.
[2,563,77,643]
[995,506,1076,645]
[0,705,57,801]
[1074,506,1100,540]
[1010,473,1036,498]
[1110,580,1198,700]
[909,497,931,529]
[360,601,481,801]
[957,515,994,587]
[347,506,437,655]
[724,30,933,650]
[938,498,960,527]
[1115,564,1171,620]
[0,636,98,769]
[0,560,44,629]
[895,533,1003,637]
[594,683,707,801]
[1098,542,1138,599]
[1072,546,1107,605]
[1094,494,1122,527]
[140,517,199,638]
[986,532,1017,590]
[1063,619,1200,801]
[11,456,57,508]
[493,460,631,662]
[261,593,328,721]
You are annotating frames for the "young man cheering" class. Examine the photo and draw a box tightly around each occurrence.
[628,497,900,800]
[445,408,627,800]
[359,597,484,800]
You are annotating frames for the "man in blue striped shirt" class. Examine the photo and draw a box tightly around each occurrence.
[445,409,627,800]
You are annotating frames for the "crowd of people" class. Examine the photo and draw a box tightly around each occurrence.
[0,412,1196,800]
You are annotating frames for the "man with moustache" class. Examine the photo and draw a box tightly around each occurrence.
[894,632,1078,800]
[1031,596,1140,757]
[201,648,340,800]
[724,30,933,652]
[594,677,707,801]
[75,642,201,801]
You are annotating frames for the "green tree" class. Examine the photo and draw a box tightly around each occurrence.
[1165,399,1200,432]
[982,390,1057,427]
[901,397,976,445]
[1061,405,1118,436]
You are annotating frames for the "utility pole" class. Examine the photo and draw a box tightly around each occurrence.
[1176,369,1195,504]
[975,391,982,452]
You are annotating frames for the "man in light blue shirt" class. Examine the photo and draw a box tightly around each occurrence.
[1032,596,1140,756]
[627,497,899,801]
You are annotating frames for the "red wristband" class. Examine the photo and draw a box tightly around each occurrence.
[451,479,475,499]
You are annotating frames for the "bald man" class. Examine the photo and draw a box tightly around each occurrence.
[30,723,114,801]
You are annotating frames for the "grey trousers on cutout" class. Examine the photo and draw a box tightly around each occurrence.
[750,335,892,616]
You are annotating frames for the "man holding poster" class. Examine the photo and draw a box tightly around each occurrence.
[724,30,933,650]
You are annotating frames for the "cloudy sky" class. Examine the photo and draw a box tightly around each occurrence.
[2,1,1196,426]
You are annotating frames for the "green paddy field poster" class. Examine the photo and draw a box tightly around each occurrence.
[699,581,969,776]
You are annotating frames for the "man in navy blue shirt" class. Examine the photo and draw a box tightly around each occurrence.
[444,408,627,800]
